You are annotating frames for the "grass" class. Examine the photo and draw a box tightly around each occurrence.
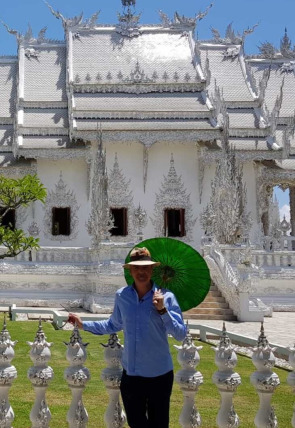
[1,314,293,428]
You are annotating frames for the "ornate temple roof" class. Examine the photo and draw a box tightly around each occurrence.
[0,2,294,166]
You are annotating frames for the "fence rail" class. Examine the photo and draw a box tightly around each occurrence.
[0,316,295,428]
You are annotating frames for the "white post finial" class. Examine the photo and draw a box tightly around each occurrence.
[212,323,241,428]
[287,343,295,427]
[174,327,203,427]
[0,316,17,427]
[27,320,54,428]
[250,325,280,428]
[101,334,126,428]
[64,326,90,428]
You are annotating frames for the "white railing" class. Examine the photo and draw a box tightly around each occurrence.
[1,318,294,428]
[204,246,241,319]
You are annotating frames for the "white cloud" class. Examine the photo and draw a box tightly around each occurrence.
[280,204,290,222]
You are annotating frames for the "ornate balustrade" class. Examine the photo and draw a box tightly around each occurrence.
[0,318,294,428]
[0,242,133,265]
[203,241,295,268]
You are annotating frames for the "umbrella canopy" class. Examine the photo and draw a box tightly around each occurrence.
[124,237,211,312]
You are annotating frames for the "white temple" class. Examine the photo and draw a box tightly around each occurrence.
[0,1,295,319]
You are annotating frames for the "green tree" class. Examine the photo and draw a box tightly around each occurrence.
[0,174,46,259]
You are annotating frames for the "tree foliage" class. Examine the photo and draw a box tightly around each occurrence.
[0,174,46,259]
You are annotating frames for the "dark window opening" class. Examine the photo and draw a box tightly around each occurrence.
[164,208,185,237]
[0,208,16,230]
[110,208,128,236]
[52,207,71,236]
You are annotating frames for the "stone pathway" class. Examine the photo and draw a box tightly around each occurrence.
[187,311,295,348]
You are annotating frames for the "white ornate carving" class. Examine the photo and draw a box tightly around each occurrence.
[280,61,295,74]
[87,131,113,246]
[122,61,154,84]
[73,81,203,94]
[43,172,80,241]
[210,22,259,45]
[133,204,147,240]
[108,153,135,242]
[223,46,240,59]
[116,4,141,38]
[28,221,40,237]
[201,144,252,245]
[204,245,240,318]
[151,154,197,242]
[159,4,213,30]
[25,48,40,59]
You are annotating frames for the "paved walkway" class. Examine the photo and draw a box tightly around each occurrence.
[187,312,295,348]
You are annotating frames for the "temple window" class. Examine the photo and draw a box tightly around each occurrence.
[110,207,128,236]
[164,208,185,237]
[52,207,71,236]
[0,208,16,230]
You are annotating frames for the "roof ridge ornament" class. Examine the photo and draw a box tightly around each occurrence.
[116,0,141,38]
[159,3,213,30]
[211,22,258,45]
[1,20,60,45]
[45,2,99,30]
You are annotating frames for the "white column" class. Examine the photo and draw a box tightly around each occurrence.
[290,187,295,241]
[64,325,90,428]
[174,326,203,427]
[101,334,126,428]
[27,319,54,428]
[287,344,295,427]
[0,316,17,427]
[212,323,241,428]
[250,323,280,428]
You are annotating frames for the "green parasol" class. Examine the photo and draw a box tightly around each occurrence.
[124,237,211,312]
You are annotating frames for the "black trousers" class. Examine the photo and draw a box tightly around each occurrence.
[120,369,174,428]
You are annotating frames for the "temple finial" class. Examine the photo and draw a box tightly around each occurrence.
[121,0,136,6]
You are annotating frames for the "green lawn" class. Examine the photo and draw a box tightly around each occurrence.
[2,315,294,428]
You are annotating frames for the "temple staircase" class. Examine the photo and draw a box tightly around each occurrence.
[183,282,237,321]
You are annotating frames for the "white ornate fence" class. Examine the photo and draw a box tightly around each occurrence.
[1,317,295,428]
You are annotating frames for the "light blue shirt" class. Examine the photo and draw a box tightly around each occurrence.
[83,283,187,377]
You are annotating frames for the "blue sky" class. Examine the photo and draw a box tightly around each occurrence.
[1,0,295,55]
[0,0,293,217]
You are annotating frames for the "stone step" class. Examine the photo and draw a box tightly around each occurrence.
[183,313,237,321]
[196,301,229,309]
[187,308,234,316]
[203,295,226,303]
[209,290,222,297]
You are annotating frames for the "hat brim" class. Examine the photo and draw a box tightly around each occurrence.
[123,260,161,269]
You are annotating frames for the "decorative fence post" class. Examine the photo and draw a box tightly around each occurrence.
[287,343,295,427]
[27,318,54,428]
[174,326,203,427]
[212,323,241,428]
[250,323,280,428]
[0,315,17,427]
[64,324,90,428]
[101,333,126,428]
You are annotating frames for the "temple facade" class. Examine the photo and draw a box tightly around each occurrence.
[0,1,294,317]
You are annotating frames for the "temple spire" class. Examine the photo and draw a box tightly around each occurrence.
[121,0,136,6]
